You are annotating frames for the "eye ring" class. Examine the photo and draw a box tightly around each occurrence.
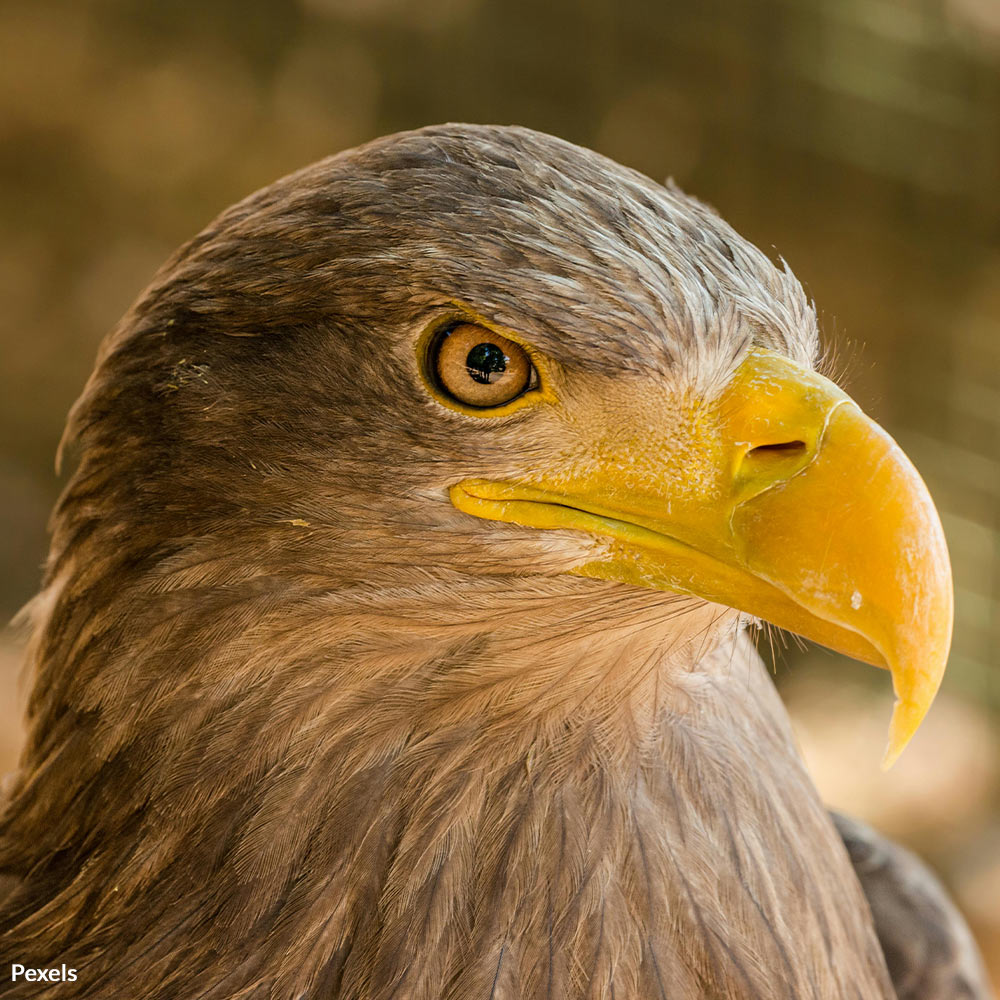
[429,323,538,409]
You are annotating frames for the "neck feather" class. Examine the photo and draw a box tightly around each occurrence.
[2,566,893,998]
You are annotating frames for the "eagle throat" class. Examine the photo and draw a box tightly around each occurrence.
[1,564,894,998]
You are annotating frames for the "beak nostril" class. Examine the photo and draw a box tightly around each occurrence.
[746,440,808,459]
[736,440,813,495]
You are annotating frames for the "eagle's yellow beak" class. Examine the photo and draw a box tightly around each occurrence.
[450,349,953,768]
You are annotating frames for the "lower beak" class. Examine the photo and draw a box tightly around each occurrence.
[450,349,953,767]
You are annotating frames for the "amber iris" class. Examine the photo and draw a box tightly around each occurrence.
[433,324,533,407]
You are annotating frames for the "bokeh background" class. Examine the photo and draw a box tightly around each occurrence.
[2,0,999,979]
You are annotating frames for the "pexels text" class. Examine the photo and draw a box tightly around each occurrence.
[11,963,78,982]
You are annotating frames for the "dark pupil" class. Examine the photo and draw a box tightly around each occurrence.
[465,342,507,384]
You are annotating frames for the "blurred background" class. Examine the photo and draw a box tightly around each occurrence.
[2,0,999,979]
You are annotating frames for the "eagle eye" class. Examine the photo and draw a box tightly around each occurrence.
[431,323,536,408]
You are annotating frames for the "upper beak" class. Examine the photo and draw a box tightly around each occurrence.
[450,348,953,767]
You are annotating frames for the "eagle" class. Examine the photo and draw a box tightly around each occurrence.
[0,124,992,999]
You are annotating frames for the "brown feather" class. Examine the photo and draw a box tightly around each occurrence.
[834,812,993,999]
